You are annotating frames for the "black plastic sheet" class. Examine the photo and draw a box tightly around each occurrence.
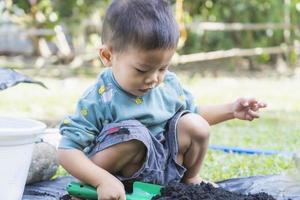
[0,67,47,90]
[218,173,300,200]
[23,176,75,200]
[23,174,300,200]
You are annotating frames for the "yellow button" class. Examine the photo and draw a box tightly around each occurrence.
[179,95,185,102]
[98,86,106,94]
[135,97,143,104]
[63,119,70,124]
[80,108,88,116]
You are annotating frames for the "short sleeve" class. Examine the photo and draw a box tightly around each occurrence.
[59,86,104,151]
[182,87,198,113]
[164,71,198,113]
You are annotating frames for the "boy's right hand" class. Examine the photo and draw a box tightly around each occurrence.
[96,173,126,200]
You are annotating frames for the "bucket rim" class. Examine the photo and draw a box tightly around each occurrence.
[0,116,46,137]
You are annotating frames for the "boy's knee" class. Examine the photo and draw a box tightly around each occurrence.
[179,113,210,142]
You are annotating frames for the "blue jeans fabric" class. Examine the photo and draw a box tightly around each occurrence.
[88,110,189,185]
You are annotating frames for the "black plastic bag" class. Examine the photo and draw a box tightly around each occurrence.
[218,173,300,200]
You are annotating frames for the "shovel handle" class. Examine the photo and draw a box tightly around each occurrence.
[67,181,161,200]
[67,182,98,200]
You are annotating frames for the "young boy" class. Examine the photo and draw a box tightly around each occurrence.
[57,0,266,199]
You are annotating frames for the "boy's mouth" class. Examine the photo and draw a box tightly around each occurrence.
[139,88,151,93]
[138,84,156,93]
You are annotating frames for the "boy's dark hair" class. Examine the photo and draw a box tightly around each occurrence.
[102,0,179,51]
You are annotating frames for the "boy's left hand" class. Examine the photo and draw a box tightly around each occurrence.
[232,98,267,121]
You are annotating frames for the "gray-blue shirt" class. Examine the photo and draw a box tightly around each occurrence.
[59,68,198,152]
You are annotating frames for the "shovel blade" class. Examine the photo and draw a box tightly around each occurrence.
[126,182,161,200]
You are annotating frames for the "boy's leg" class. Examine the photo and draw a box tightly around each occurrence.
[90,139,146,178]
[176,113,210,184]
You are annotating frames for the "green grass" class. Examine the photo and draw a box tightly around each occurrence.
[1,71,299,182]
[184,75,300,181]
[201,115,296,181]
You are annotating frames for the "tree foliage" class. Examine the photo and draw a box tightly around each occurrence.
[180,0,300,54]
[8,0,300,57]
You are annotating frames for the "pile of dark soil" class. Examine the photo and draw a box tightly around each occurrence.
[59,181,278,200]
[152,182,277,200]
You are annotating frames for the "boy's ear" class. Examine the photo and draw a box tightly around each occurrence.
[98,45,113,67]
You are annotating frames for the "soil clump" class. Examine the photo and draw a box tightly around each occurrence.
[152,182,276,200]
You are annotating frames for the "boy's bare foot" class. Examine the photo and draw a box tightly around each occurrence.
[183,176,219,188]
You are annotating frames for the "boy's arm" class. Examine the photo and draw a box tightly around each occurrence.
[198,103,234,125]
[57,149,126,199]
[57,149,111,188]
[197,98,267,125]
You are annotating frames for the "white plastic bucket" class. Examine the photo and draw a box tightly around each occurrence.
[0,116,46,200]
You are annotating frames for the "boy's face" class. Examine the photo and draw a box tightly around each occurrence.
[100,46,175,97]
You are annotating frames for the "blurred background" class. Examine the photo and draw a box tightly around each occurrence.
[0,0,300,181]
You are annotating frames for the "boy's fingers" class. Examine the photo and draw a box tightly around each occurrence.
[239,98,249,107]
[252,102,267,111]
[258,102,267,108]
[248,110,259,118]
[120,193,126,200]
[245,114,253,121]
[239,98,258,107]
[246,98,257,106]
[249,103,259,111]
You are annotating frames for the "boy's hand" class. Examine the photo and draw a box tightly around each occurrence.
[232,98,267,121]
[96,173,126,200]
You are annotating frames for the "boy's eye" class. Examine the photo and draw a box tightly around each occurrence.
[159,68,167,72]
[135,68,147,73]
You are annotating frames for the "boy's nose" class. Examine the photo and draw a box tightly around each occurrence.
[145,72,159,85]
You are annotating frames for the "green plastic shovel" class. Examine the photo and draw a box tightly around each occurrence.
[67,181,162,200]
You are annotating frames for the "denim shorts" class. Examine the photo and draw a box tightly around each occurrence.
[87,110,189,185]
